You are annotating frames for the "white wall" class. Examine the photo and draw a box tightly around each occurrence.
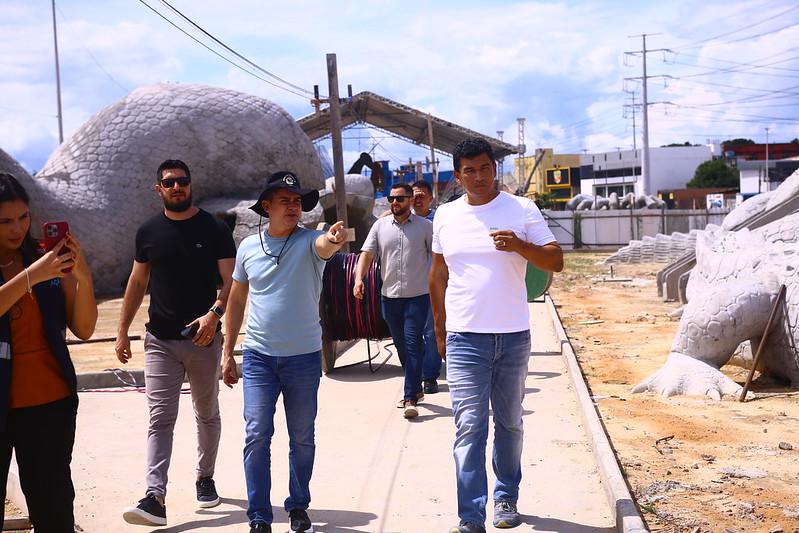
[545,208,729,249]
[579,146,716,197]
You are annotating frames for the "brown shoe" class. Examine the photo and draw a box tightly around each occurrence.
[397,393,424,408]
[403,400,418,419]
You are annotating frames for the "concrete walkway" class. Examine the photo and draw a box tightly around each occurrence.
[22,298,643,532]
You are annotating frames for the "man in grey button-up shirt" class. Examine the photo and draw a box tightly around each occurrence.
[353,182,433,419]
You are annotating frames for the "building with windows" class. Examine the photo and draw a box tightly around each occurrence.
[578,144,721,197]
[514,149,582,200]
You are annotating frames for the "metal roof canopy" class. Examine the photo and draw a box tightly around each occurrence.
[297,91,518,161]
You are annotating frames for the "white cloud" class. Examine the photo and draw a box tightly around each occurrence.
[1,0,796,174]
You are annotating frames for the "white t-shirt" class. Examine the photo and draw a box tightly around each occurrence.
[432,192,556,333]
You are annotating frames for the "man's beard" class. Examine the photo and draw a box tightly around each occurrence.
[391,204,409,217]
[163,192,192,213]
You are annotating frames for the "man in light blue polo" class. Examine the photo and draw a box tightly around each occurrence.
[221,171,348,533]
[353,182,433,419]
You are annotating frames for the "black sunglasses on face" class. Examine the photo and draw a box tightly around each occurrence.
[160,177,191,188]
[387,195,410,203]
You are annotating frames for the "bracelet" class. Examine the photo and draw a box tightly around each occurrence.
[24,268,32,295]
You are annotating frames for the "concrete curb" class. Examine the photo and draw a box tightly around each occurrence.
[545,294,650,533]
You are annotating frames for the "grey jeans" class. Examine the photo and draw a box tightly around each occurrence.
[143,332,222,499]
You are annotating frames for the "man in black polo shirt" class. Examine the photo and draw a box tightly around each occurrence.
[115,159,236,526]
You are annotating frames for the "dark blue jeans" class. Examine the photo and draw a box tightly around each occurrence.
[381,294,429,402]
[242,349,321,525]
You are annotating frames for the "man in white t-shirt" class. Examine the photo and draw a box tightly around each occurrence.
[429,137,563,533]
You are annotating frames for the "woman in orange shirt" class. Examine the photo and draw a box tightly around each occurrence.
[0,173,97,532]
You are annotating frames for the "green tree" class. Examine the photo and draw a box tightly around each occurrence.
[722,138,755,146]
[535,191,558,209]
[687,159,739,189]
[662,141,698,147]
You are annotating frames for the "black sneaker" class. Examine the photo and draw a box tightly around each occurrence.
[196,476,220,508]
[250,523,272,533]
[423,378,439,394]
[289,508,314,532]
[449,522,486,533]
[122,494,167,526]
[493,501,520,528]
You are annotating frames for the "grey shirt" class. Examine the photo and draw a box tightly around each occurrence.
[362,213,433,298]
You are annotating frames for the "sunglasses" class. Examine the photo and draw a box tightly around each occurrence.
[160,177,191,188]
[387,195,411,203]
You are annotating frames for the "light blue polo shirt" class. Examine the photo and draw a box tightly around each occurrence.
[233,227,327,356]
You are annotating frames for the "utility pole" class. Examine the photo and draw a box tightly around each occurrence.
[517,118,526,194]
[765,127,770,190]
[625,34,670,196]
[51,0,64,144]
[496,130,504,188]
[640,34,651,197]
[630,92,637,151]
[326,53,349,252]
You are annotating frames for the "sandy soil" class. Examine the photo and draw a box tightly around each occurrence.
[548,252,799,533]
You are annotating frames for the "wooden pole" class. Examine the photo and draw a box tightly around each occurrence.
[739,284,786,401]
[427,114,438,203]
[327,53,349,253]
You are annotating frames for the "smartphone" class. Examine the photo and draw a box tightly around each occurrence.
[43,221,72,273]
[43,221,69,252]
[181,323,199,339]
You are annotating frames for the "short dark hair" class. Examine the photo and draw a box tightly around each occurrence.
[411,180,433,194]
[390,182,413,196]
[453,137,495,172]
[156,159,191,182]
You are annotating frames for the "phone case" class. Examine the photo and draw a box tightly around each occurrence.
[43,221,70,253]
[181,323,199,339]
[42,221,72,273]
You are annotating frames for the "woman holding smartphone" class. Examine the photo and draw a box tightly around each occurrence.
[0,172,97,532]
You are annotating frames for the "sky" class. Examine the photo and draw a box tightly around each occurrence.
[1,0,797,175]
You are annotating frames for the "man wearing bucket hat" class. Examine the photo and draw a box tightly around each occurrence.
[222,171,348,533]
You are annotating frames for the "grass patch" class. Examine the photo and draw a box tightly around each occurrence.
[639,502,657,515]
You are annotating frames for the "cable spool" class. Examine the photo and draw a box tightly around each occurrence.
[321,252,391,342]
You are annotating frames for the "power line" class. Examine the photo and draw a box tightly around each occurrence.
[674,48,799,76]
[55,3,130,94]
[674,4,799,50]
[137,0,317,100]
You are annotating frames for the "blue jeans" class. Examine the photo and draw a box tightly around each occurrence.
[242,349,321,525]
[445,330,531,526]
[381,294,429,401]
[422,306,442,380]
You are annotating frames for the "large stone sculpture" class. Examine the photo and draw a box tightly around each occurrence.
[633,210,799,399]
[565,192,665,211]
[26,83,323,292]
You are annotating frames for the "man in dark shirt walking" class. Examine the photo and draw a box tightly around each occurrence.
[116,159,236,526]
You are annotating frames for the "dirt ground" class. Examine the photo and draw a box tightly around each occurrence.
[14,253,799,532]
[548,252,799,533]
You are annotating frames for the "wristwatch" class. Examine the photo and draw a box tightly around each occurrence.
[209,305,225,318]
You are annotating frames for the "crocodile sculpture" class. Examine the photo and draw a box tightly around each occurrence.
[6,83,324,292]
[632,212,799,399]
